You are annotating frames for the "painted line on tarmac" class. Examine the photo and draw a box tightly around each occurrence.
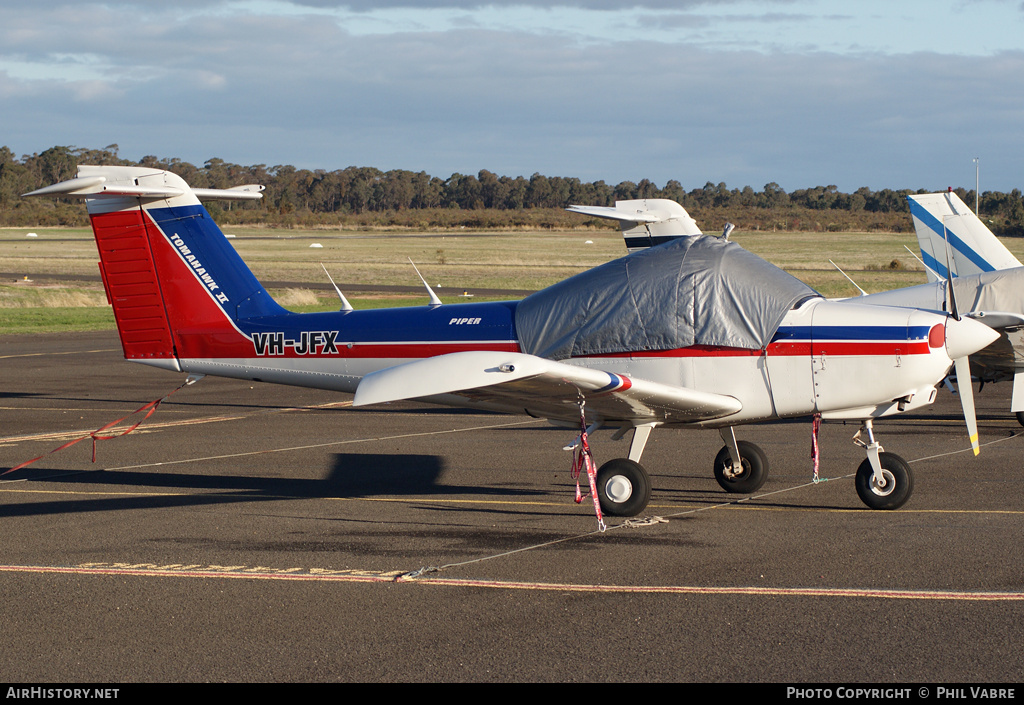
[1,563,1021,601]
[0,349,117,360]
[3,483,1023,518]
[72,418,541,472]
[0,400,354,445]
[0,563,401,583]
[0,486,570,509]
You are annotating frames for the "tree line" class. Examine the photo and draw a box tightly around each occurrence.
[3,144,1023,235]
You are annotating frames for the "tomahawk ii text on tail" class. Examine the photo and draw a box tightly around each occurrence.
[26,171,998,515]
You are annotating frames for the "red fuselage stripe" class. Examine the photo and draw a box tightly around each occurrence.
[582,341,931,359]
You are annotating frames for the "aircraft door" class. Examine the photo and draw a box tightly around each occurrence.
[808,301,912,413]
[765,302,815,417]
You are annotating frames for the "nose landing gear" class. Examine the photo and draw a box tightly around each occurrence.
[853,420,914,510]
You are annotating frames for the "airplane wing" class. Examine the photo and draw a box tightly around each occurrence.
[353,351,742,424]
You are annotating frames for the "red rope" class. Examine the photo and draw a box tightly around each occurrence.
[570,400,605,531]
[3,378,195,476]
[811,412,822,482]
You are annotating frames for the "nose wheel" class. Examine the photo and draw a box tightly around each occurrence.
[855,452,913,510]
[853,420,914,510]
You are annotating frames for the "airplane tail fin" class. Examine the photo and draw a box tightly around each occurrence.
[908,191,1021,282]
[25,166,281,369]
[566,199,703,251]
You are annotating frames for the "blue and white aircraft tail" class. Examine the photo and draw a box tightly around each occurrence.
[909,191,1021,281]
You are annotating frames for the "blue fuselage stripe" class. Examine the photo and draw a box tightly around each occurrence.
[772,325,931,342]
[242,301,520,343]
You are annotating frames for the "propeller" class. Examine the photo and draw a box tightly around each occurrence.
[954,355,980,455]
[944,314,993,456]
[942,217,982,455]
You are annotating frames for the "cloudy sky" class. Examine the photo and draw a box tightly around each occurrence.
[2,0,1023,193]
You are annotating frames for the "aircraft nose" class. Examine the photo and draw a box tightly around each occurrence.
[945,316,1000,360]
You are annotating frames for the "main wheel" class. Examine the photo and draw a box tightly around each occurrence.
[595,458,652,517]
[713,441,768,494]
[855,452,914,510]
[1015,411,1024,427]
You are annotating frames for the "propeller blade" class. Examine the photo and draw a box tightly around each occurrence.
[954,356,980,456]
[947,275,960,320]
[942,220,960,320]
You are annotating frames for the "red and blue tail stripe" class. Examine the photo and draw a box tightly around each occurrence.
[93,201,520,364]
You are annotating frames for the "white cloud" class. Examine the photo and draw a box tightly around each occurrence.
[2,1,1024,193]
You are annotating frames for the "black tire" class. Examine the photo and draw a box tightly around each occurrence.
[1015,411,1024,427]
[855,452,914,510]
[595,458,652,517]
[713,440,768,494]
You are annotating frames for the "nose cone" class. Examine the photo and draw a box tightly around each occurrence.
[945,316,1000,360]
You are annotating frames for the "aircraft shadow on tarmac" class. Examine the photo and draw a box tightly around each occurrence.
[4,453,548,517]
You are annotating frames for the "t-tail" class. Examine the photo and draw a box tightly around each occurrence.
[565,199,704,251]
[24,166,275,371]
[908,191,1021,282]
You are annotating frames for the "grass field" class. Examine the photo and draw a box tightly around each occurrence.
[4,223,1010,335]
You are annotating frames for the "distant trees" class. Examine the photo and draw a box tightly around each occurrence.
[3,144,1024,235]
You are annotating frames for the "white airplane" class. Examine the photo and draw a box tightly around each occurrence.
[851,191,1024,424]
[25,170,999,516]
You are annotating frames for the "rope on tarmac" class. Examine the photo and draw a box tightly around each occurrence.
[1,375,203,477]
[396,523,620,581]
[397,430,1024,580]
[907,429,1021,463]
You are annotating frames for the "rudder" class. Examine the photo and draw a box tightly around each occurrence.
[26,166,271,367]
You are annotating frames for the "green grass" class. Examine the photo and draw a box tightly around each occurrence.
[0,306,116,335]
[286,294,511,313]
[2,223,1002,334]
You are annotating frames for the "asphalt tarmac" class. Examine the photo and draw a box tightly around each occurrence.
[2,331,1023,683]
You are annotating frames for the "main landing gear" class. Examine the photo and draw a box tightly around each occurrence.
[593,424,654,517]
[594,458,652,518]
[591,424,769,517]
[713,427,769,494]
[853,419,914,510]
[588,419,913,518]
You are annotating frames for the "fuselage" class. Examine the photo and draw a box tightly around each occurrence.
[164,295,958,428]
[61,167,991,431]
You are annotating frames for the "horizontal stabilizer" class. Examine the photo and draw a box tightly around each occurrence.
[24,172,263,202]
[567,204,663,223]
[191,185,265,201]
[567,199,703,251]
[354,351,742,424]
[23,177,180,199]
